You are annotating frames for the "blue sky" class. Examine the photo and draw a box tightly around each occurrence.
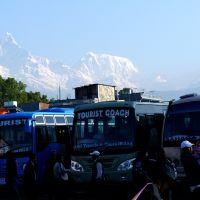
[1,0,200,91]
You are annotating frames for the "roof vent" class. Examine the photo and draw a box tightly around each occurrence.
[179,93,197,99]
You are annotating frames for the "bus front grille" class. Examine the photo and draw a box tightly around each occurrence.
[85,157,119,170]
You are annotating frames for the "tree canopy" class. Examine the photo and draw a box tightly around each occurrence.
[0,76,49,107]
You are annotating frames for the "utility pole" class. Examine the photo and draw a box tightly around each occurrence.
[58,84,61,100]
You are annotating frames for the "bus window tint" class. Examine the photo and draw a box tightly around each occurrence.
[164,112,200,142]
[45,116,54,124]
[35,115,44,124]
[66,116,73,125]
[135,115,149,149]
[163,101,200,143]
[135,115,162,151]
[36,126,70,150]
[55,116,65,124]
[106,116,131,142]
[73,108,134,152]
[96,121,104,139]
[88,119,95,137]
[47,126,57,142]
[75,121,85,140]
[36,127,48,151]
[56,127,69,144]
[146,115,160,149]
[0,121,32,154]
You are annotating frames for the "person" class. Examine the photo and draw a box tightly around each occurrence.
[131,150,158,200]
[53,154,70,200]
[5,151,20,200]
[44,150,57,200]
[132,148,177,200]
[90,150,105,199]
[193,140,200,165]
[23,152,37,200]
[180,140,200,199]
[132,150,150,190]
[90,150,105,182]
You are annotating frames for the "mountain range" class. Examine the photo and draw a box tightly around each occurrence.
[0,32,199,101]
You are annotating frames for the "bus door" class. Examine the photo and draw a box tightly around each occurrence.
[35,124,72,179]
[135,114,164,155]
[56,126,71,168]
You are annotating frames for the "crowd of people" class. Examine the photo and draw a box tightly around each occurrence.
[5,150,71,200]
[130,140,200,200]
[131,147,177,200]
[4,139,200,200]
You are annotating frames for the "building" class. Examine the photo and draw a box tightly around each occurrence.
[50,85,163,109]
[49,98,96,108]
[19,102,49,111]
[118,88,162,102]
[74,83,116,102]
[50,84,116,108]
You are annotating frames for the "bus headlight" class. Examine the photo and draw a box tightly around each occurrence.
[117,158,136,171]
[71,160,84,172]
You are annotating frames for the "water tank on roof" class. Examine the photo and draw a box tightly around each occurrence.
[4,101,17,107]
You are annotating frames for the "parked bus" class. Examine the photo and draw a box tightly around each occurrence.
[0,107,74,188]
[70,101,168,186]
[162,93,200,181]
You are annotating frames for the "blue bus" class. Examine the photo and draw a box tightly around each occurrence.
[0,107,74,188]
[162,93,200,181]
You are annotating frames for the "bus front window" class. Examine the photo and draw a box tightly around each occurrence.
[0,120,32,155]
[73,108,134,153]
[164,111,200,145]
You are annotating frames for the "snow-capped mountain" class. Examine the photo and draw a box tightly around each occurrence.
[1,32,199,101]
[0,33,138,99]
[73,52,138,88]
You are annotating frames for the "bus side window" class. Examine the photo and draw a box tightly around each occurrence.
[184,116,190,129]
[146,116,159,151]
[93,120,104,141]
[135,116,148,149]
[86,119,94,139]
[56,127,69,144]
[154,114,164,145]
[36,127,48,152]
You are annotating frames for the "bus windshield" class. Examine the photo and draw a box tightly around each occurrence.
[0,119,32,155]
[163,102,200,145]
[73,108,135,153]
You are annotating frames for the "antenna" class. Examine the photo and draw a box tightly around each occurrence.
[58,84,61,100]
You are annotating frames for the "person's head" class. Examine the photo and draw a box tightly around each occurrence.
[90,150,100,160]
[180,140,194,153]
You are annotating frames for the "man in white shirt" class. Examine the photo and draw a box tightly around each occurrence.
[90,150,105,182]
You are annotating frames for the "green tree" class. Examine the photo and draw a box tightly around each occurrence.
[0,76,49,107]
[27,91,48,103]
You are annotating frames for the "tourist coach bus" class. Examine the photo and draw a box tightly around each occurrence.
[162,93,200,180]
[0,107,74,187]
[70,101,168,185]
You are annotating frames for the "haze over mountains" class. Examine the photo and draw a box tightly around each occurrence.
[0,32,199,101]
